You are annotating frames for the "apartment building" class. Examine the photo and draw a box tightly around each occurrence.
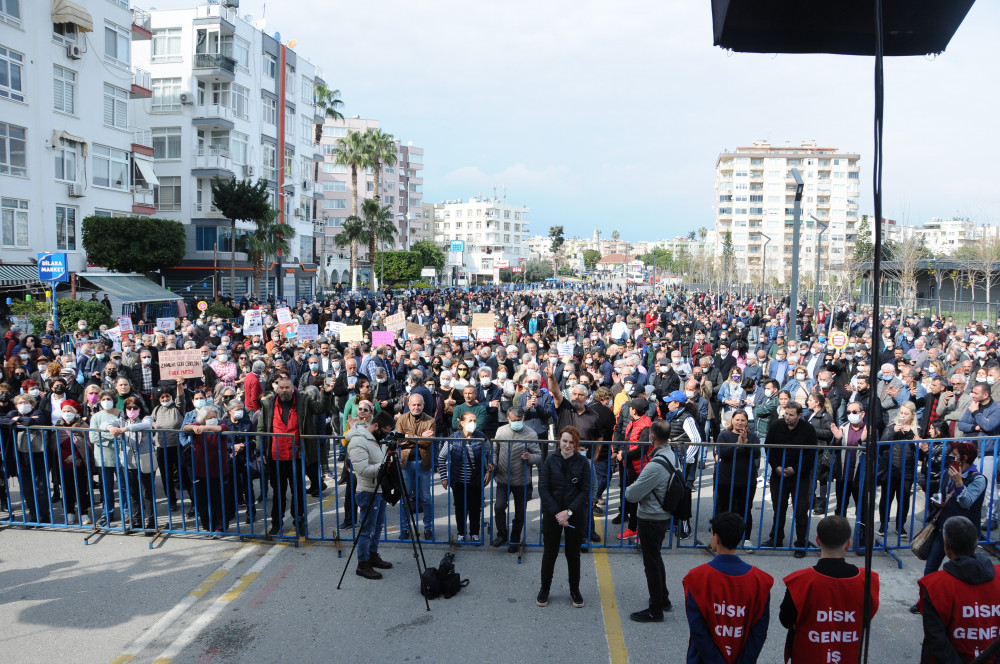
[428,196,531,283]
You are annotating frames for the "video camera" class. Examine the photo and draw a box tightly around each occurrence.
[381,429,405,452]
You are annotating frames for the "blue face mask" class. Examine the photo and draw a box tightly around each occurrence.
[510,420,524,432]
[882,374,893,382]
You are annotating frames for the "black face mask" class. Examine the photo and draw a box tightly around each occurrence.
[0,393,10,403]
[14,374,26,381]
[53,385,66,395]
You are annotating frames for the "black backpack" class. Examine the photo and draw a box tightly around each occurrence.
[649,455,692,521]
[420,566,442,600]
[420,553,468,600]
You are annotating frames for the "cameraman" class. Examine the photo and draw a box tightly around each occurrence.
[346,403,395,580]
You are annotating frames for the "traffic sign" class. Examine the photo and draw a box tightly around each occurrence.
[37,253,69,283]
[450,240,465,252]
[830,330,848,349]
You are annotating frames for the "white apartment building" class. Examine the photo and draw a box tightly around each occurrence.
[316,116,424,285]
[713,141,861,285]
[429,196,530,283]
[0,0,158,289]
[134,1,325,301]
[903,218,982,255]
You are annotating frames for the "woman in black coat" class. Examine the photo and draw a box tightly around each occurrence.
[537,426,591,609]
[804,392,836,513]
[879,401,920,537]
[715,410,760,544]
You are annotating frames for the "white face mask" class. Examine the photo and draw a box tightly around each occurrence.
[28,388,40,397]
[17,403,32,415]
[765,389,775,398]
[497,372,507,380]
[62,411,77,423]
[848,413,863,425]
[205,418,219,427]
[819,380,830,389]
[141,357,152,366]
[685,390,697,399]
[463,421,476,434]
[658,366,669,373]
[101,400,115,411]
[217,355,227,363]
[193,399,206,409]
[232,410,244,420]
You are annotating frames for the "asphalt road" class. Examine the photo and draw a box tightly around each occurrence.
[0,522,928,664]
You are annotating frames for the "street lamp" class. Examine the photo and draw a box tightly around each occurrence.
[789,168,804,341]
[760,232,771,290]
[809,214,828,312]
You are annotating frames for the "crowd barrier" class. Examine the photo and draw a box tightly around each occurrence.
[1,425,996,567]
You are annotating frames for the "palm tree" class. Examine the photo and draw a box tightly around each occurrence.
[236,208,296,297]
[334,218,366,287]
[365,129,397,203]
[345,198,396,289]
[331,129,370,290]
[611,230,620,242]
[313,84,344,143]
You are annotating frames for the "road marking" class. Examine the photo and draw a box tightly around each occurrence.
[150,545,284,663]
[110,546,254,664]
[247,564,294,609]
[594,548,629,664]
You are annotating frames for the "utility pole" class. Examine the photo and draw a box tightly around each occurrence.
[760,232,771,291]
[810,214,828,314]
[789,168,804,342]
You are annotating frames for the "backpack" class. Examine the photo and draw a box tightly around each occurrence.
[438,553,469,599]
[649,455,692,521]
[420,567,442,600]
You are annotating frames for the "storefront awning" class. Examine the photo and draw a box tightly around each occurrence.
[134,154,159,186]
[0,264,41,287]
[79,274,180,304]
[51,0,93,33]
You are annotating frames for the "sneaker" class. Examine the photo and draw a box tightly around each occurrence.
[211,530,223,540]
[629,609,664,623]
[570,588,585,608]
[618,528,638,540]
[793,549,807,559]
[81,514,92,525]
[743,539,754,554]
[536,588,549,607]
[611,514,623,525]
[356,562,383,580]
[469,535,481,545]
[66,512,77,525]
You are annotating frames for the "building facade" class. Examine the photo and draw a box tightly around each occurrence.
[429,196,530,283]
[713,141,861,285]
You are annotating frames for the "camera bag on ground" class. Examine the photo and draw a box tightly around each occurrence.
[438,553,469,599]
[649,455,692,521]
[420,566,442,599]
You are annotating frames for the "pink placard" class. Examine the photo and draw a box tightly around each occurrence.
[371,330,395,347]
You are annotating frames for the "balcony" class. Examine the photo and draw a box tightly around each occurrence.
[130,127,153,157]
[192,146,234,177]
[194,3,236,31]
[314,66,325,85]
[192,53,236,81]
[192,104,234,130]
[132,188,155,215]
[130,67,152,98]
[131,7,152,40]
[193,201,226,220]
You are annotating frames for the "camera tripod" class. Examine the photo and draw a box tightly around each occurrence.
[337,441,432,611]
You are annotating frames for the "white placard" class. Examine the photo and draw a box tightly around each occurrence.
[297,324,318,341]
[156,317,175,332]
[243,309,264,337]
[451,325,469,340]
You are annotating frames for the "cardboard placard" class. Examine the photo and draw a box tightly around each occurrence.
[156,317,175,332]
[243,310,264,337]
[558,342,575,359]
[451,325,469,340]
[340,325,363,342]
[476,327,495,342]
[297,324,318,342]
[384,312,406,331]
[325,321,346,336]
[275,306,296,339]
[159,349,205,379]
[372,330,395,347]
[405,321,426,338]
[117,316,133,332]
[471,313,493,329]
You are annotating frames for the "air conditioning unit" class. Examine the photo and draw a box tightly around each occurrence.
[179,92,194,105]
[66,44,82,60]
[67,184,84,197]
[293,209,302,218]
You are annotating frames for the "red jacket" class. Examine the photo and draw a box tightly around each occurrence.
[244,371,262,411]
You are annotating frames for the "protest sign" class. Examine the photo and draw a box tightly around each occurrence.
[159,349,204,380]
[405,322,426,338]
[372,330,394,347]
[243,310,264,337]
[156,317,175,332]
[471,313,493,329]
[384,312,406,331]
[297,324,318,341]
[341,325,363,342]
[451,325,469,340]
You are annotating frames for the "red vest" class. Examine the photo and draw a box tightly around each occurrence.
[918,566,1000,663]
[683,563,774,664]
[271,399,300,461]
[783,567,879,664]
[625,415,651,476]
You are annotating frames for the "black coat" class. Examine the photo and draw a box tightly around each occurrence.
[716,429,761,486]
[539,452,591,524]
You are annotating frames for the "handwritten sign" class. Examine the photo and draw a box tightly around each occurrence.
[471,313,493,329]
[297,324,318,342]
[275,307,296,339]
[117,316,133,332]
[156,317,175,332]
[243,309,263,337]
[159,349,204,379]
[558,342,576,359]
[340,325,363,342]
[384,312,406,331]
[451,325,469,340]
[476,327,495,342]
[325,321,345,336]
[372,330,394,347]
[405,321,426,338]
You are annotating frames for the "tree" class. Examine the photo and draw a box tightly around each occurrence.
[883,235,929,313]
[524,260,554,282]
[334,219,366,286]
[410,240,446,271]
[345,198,396,289]
[549,225,565,255]
[331,129,370,289]
[313,84,344,143]
[853,215,874,263]
[211,177,272,300]
[365,129,397,210]
[955,234,1000,320]
[687,230,696,241]
[236,208,296,297]
[378,251,422,283]
[582,249,602,270]
[611,230,620,242]
[640,247,672,271]
[82,216,185,274]
[722,231,735,287]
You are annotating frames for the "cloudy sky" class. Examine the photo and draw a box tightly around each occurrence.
[151,0,999,240]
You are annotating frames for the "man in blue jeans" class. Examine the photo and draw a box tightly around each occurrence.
[395,393,437,539]
[346,407,395,579]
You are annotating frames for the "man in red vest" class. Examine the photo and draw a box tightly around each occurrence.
[918,515,1000,663]
[780,515,879,663]
[683,511,773,662]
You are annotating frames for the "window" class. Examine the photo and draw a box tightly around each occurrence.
[53,65,76,114]
[284,106,294,141]
[514,212,520,220]
[93,144,129,191]
[104,22,131,68]
[151,77,181,111]
[331,163,346,174]
[0,46,24,102]
[366,181,373,192]
[54,140,78,182]
[0,122,26,176]
[409,152,422,164]
[301,74,312,104]
[322,126,347,137]
[211,81,230,107]
[152,28,181,61]
[56,205,77,250]
[103,84,128,129]
[232,84,249,119]
[234,36,250,72]
[53,22,78,45]
[285,65,296,95]
[1,197,27,246]
[321,163,335,174]
[262,143,277,181]
[300,115,311,141]
[262,96,277,126]
[0,0,21,27]
[263,52,277,79]
[231,131,247,165]
[152,127,181,160]
[323,181,346,192]
[154,176,181,211]
[195,226,217,252]
[322,199,346,209]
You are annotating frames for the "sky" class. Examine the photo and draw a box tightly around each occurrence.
[150,0,1000,241]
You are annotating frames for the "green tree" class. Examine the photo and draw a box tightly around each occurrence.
[313,84,344,143]
[722,231,735,286]
[82,216,185,274]
[640,247,672,270]
[10,299,115,335]
[853,215,874,262]
[583,249,602,270]
[524,260,554,282]
[345,198,396,289]
[211,177,272,299]
[365,128,397,206]
[331,129,371,289]
[411,240,446,271]
[378,251,422,283]
[236,208,296,297]
[549,225,565,255]
[334,219,366,286]
[611,230,620,242]
[687,230,697,241]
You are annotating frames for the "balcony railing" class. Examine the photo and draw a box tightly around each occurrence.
[133,188,154,207]
[133,67,151,89]
[195,3,236,23]
[193,202,226,218]
[193,53,236,74]
[132,7,151,32]
[130,127,152,149]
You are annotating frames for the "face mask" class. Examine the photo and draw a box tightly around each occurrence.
[463,421,476,434]
[671,358,681,365]
[232,410,244,420]
[217,355,227,364]
[205,418,219,426]
[333,361,341,370]
[989,377,997,386]
[795,373,806,380]
[765,389,775,398]
[510,420,524,432]
[719,351,728,358]
[882,374,894,382]
[193,399,206,409]
[19,353,29,361]
[29,388,40,398]
[440,380,451,387]
[685,390,697,399]
[658,366,669,374]
[101,400,115,411]
[732,375,742,383]
[464,360,475,368]
[978,351,987,359]
[78,324,86,330]
[126,409,140,419]
[96,353,107,360]
[17,403,32,415]
[206,397,214,405]
[497,372,507,380]
[309,363,319,371]
[624,384,634,394]
[62,411,77,423]
[848,413,863,425]
[86,393,99,404]
[818,380,831,389]
[845,354,854,360]
[377,377,387,384]
[53,384,67,395]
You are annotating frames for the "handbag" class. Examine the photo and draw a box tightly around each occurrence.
[910,492,952,560]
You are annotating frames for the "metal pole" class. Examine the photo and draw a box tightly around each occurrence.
[789,168,804,342]
[760,233,771,293]
[810,214,828,312]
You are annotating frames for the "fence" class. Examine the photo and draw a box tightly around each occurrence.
[1,426,995,567]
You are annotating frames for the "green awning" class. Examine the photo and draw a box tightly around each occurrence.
[0,264,41,287]
[79,274,180,304]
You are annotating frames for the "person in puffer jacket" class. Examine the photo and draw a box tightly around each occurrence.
[347,406,394,580]
[491,407,542,551]
[437,410,491,544]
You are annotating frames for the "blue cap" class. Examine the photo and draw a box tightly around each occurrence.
[663,390,687,404]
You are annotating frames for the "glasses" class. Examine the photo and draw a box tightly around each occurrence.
[847,409,862,414]
[357,406,372,413]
